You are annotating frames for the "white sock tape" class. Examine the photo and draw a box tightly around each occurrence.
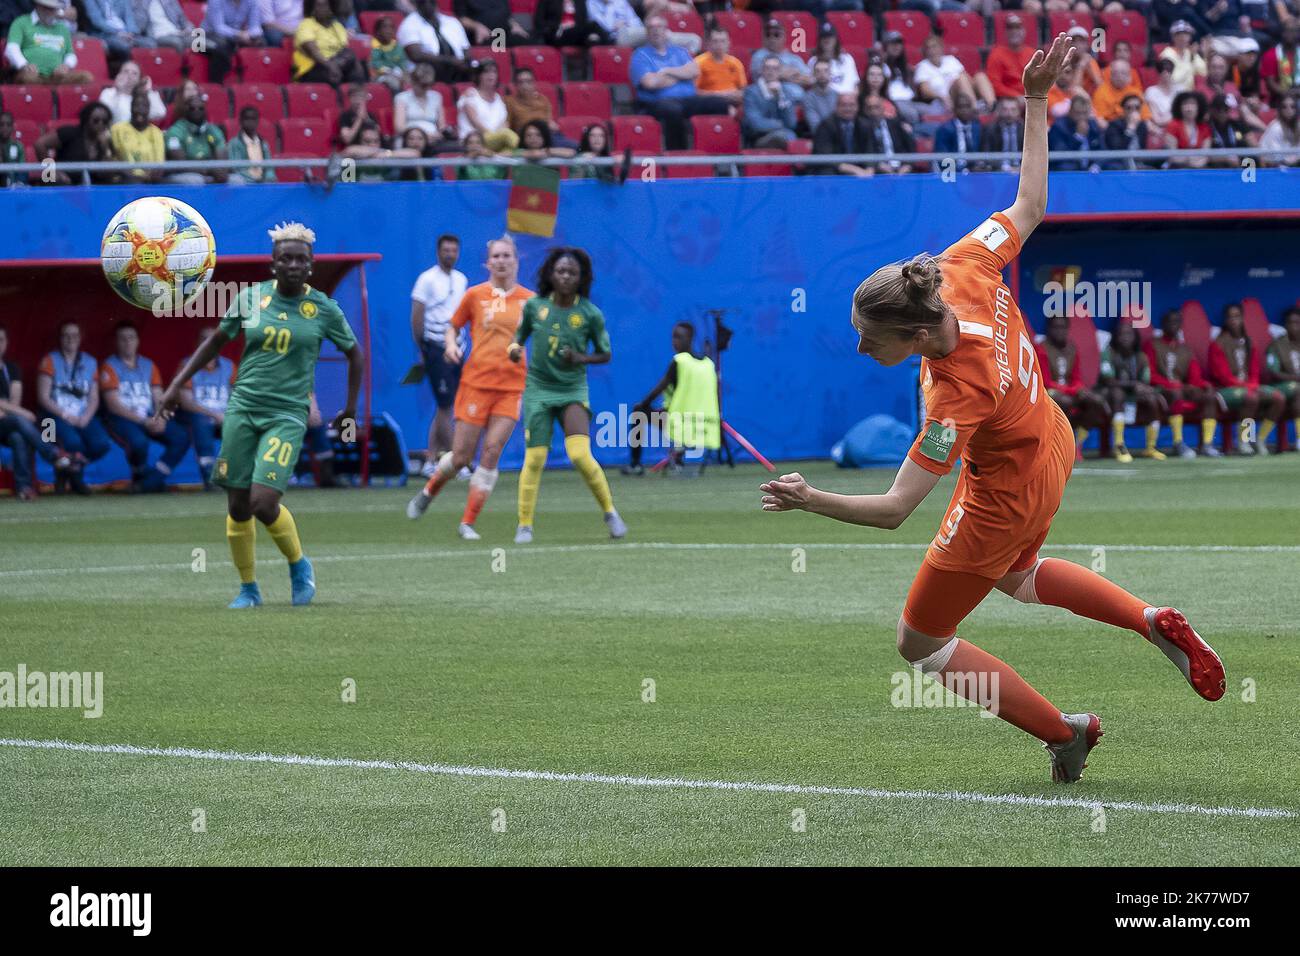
[471,467,499,493]
[913,637,959,676]
[1013,558,1045,605]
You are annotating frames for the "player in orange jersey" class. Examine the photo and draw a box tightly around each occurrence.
[760,35,1225,784]
[407,235,534,539]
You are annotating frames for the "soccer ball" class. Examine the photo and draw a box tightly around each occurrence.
[101,197,216,312]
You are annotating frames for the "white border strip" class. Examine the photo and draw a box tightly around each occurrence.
[1,737,1293,820]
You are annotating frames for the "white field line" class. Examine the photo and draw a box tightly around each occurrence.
[1,541,1298,580]
[0,737,1293,821]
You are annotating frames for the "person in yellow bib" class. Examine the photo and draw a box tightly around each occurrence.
[623,321,720,475]
[294,0,366,86]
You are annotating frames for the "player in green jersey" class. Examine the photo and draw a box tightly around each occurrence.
[1265,307,1300,451]
[507,247,627,544]
[156,223,365,608]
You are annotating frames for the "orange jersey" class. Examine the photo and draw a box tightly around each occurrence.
[450,282,534,392]
[908,212,1065,491]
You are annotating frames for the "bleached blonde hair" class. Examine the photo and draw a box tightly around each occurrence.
[268,222,316,246]
[487,234,517,257]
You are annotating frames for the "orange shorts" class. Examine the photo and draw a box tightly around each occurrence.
[454,384,522,427]
[903,412,1075,638]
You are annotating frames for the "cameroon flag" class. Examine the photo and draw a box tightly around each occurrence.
[506,164,560,237]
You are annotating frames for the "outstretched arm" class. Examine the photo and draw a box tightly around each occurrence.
[156,330,230,421]
[760,457,941,530]
[1004,34,1077,244]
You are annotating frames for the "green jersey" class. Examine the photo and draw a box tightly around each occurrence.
[1098,346,1149,386]
[1266,336,1300,379]
[7,13,74,77]
[218,280,357,425]
[516,295,610,395]
[166,118,226,160]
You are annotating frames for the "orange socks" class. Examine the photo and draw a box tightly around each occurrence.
[422,452,455,498]
[460,466,499,526]
[1027,558,1150,636]
[919,638,1073,744]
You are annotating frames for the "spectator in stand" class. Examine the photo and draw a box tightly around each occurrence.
[0,323,72,501]
[5,0,93,85]
[83,0,155,59]
[880,31,921,122]
[570,122,613,181]
[1065,26,1103,95]
[1104,94,1157,167]
[803,60,839,135]
[1164,89,1210,165]
[99,60,166,125]
[259,0,302,47]
[457,58,518,151]
[1154,0,1213,40]
[457,129,506,178]
[228,104,277,182]
[1199,0,1258,56]
[1206,91,1250,161]
[1233,37,1264,103]
[750,19,813,97]
[165,94,229,183]
[630,15,728,151]
[857,62,899,117]
[815,22,859,97]
[513,117,575,160]
[111,88,165,181]
[986,13,1035,100]
[1159,20,1208,91]
[395,61,447,138]
[913,34,993,113]
[981,97,1024,171]
[1092,59,1148,122]
[1037,313,1110,460]
[36,101,118,184]
[1048,61,1087,118]
[586,0,698,52]
[742,55,800,148]
[100,320,191,493]
[933,92,983,171]
[0,111,27,186]
[1097,319,1167,462]
[531,0,611,47]
[454,0,528,46]
[1049,93,1103,170]
[1145,307,1221,457]
[294,0,366,86]
[338,82,371,147]
[398,0,471,84]
[812,91,874,176]
[1209,301,1285,453]
[1145,56,1180,124]
[694,26,746,106]
[1198,50,1265,131]
[506,66,558,138]
[343,120,422,179]
[175,326,235,489]
[131,0,194,49]
[861,92,914,174]
[369,14,409,91]
[163,77,200,126]
[1265,307,1300,445]
[1239,0,1290,46]
[202,0,265,83]
[37,321,109,493]
[1260,88,1300,162]
[1260,17,1298,101]
[1101,40,1135,85]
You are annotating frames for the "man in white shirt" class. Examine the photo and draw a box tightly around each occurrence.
[399,0,472,83]
[411,234,469,469]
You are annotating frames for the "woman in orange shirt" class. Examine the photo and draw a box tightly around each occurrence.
[761,36,1225,784]
[408,235,534,539]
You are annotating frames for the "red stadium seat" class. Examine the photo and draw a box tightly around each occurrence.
[358,11,387,35]
[348,37,371,63]
[180,0,206,28]
[235,46,291,83]
[561,81,610,118]
[72,37,110,83]
[769,12,819,53]
[0,86,54,124]
[713,11,763,50]
[372,105,394,136]
[55,85,96,120]
[825,11,874,50]
[1069,311,1102,387]
[992,11,1041,47]
[363,82,394,113]
[556,115,602,144]
[662,149,714,178]
[1048,12,1094,39]
[690,114,740,153]
[512,45,562,83]
[195,82,231,117]
[9,118,39,150]
[279,118,332,157]
[231,83,285,120]
[1100,12,1148,61]
[611,114,662,152]
[509,0,534,10]
[469,46,513,81]
[664,9,705,39]
[1179,300,1213,368]
[274,152,319,183]
[285,83,339,120]
[590,45,634,84]
[221,117,278,148]
[936,12,985,51]
[431,83,457,128]
[184,50,211,82]
[883,11,933,59]
[951,47,984,75]
[742,148,791,177]
[134,47,184,87]
[1240,297,1276,353]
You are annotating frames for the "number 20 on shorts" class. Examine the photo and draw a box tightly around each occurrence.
[262,436,295,467]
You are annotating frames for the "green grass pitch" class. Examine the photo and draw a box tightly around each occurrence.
[1,456,1296,866]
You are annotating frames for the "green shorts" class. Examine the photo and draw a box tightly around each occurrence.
[1219,386,1281,411]
[213,407,307,494]
[1273,381,1299,400]
[522,391,587,448]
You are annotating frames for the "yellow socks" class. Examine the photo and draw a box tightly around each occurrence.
[565,434,614,513]
[1258,419,1275,446]
[266,505,303,563]
[1201,418,1217,447]
[1146,421,1160,451]
[1111,418,1125,447]
[226,515,257,584]
[1074,425,1088,445]
[518,446,547,526]
[1169,414,1184,444]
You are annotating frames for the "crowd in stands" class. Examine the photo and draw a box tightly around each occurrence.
[2,0,1299,179]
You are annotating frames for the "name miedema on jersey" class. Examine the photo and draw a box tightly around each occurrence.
[50,887,151,936]
[0,664,103,718]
